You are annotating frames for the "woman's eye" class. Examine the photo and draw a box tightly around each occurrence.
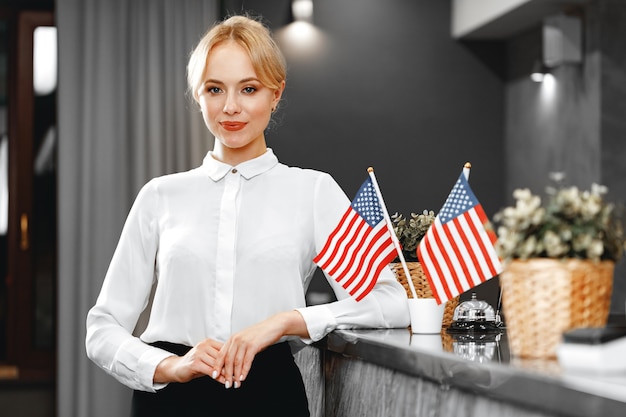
[242,86,256,94]
[206,86,222,94]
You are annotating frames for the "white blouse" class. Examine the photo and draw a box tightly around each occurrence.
[86,149,409,392]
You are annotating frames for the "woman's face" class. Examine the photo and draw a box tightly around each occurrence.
[197,40,284,164]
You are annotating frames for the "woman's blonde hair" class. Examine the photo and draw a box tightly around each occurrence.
[187,15,286,102]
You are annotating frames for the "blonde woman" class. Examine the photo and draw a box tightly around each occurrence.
[86,15,409,417]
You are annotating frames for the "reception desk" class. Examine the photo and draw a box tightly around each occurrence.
[293,328,626,417]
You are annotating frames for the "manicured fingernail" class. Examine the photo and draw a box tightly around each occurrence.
[234,381,239,389]
[225,381,231,389]
[239,375,244,381]
[212,370,218,379]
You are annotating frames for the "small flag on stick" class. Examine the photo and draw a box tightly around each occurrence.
[314,169,398,301]
[416,163,503,305]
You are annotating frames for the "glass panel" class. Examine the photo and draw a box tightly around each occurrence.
[0,18,8,361]
[32,25,57,350]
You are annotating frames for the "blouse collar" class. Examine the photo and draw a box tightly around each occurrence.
[202,148,279,182]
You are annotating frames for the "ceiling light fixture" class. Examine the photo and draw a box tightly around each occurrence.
[530,60,548,82]
[292,0,313,23]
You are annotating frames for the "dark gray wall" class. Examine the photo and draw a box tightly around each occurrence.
[222,0,626,316]
[225,0,505,215]
[599,1,626,313]
[223,0,506,306]
[504,0,626,315]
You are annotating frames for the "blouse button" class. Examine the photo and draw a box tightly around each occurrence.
[231,168,238,174]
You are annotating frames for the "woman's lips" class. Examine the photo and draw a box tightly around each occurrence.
[221,121,246,131]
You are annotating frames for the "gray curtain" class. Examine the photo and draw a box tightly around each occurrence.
[56,1,218,415]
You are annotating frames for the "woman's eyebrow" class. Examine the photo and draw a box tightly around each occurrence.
[203,77,261,85]
[239,77,261,83]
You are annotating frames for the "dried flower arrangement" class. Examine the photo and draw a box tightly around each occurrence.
[493,174,626,263]
[391,210,436,262]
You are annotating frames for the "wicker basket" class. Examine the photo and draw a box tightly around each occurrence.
[391,262,460,328]
[500,258,614,359]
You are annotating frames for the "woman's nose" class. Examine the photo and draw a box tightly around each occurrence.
[222,93,241,114]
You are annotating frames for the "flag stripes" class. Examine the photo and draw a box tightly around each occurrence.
[314,207,396,301]
[417,171,502,305]
[314,177,396,302]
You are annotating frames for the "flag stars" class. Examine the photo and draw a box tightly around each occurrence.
[415,171,503,305]
[438,176,479,224]
[353,180,384,226]
[314,175,398,302]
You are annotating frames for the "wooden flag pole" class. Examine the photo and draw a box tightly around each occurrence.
[367,167,419,300]
[463,161,471,180]
[462,161,503,322]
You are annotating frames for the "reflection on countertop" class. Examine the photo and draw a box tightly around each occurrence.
[320,327,626,417]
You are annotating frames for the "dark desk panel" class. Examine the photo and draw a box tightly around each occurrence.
[294,328,626,417]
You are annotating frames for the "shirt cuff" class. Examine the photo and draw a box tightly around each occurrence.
[114,337,176,392]
[295,304,338,343]
[138,347,177,392]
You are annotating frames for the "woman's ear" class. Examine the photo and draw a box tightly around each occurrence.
[272,80,286,109]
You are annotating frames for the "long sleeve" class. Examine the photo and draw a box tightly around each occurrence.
[297,266,409,342]
[85,181,174,392]
[296,174,410,342]
[85,149,410,392]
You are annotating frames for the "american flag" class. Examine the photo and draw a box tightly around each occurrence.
[314,177,396,301]
[416,171,502,304]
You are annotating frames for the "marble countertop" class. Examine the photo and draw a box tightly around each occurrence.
[322,328,626,417]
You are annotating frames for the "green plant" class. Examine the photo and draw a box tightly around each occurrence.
[493,175,626,263]
[391,210,436,262]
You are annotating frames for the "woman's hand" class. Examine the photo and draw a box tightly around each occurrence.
[153,338,226,384]
[213,310,308,389]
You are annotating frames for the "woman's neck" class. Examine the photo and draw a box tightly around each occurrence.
[211,141,267,166]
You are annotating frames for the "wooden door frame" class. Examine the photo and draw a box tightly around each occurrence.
[5,9,55,382]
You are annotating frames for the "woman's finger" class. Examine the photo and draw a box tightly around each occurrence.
[231,343,250,388]
[237,348,256,383]
[222,342,237,389]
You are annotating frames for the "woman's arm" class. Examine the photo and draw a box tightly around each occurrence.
[153,338,225,384]
[85,180,168,392]
[210,310,308,389]
[296,173,411,342]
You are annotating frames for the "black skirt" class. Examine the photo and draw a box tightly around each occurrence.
[131,341,310,417]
